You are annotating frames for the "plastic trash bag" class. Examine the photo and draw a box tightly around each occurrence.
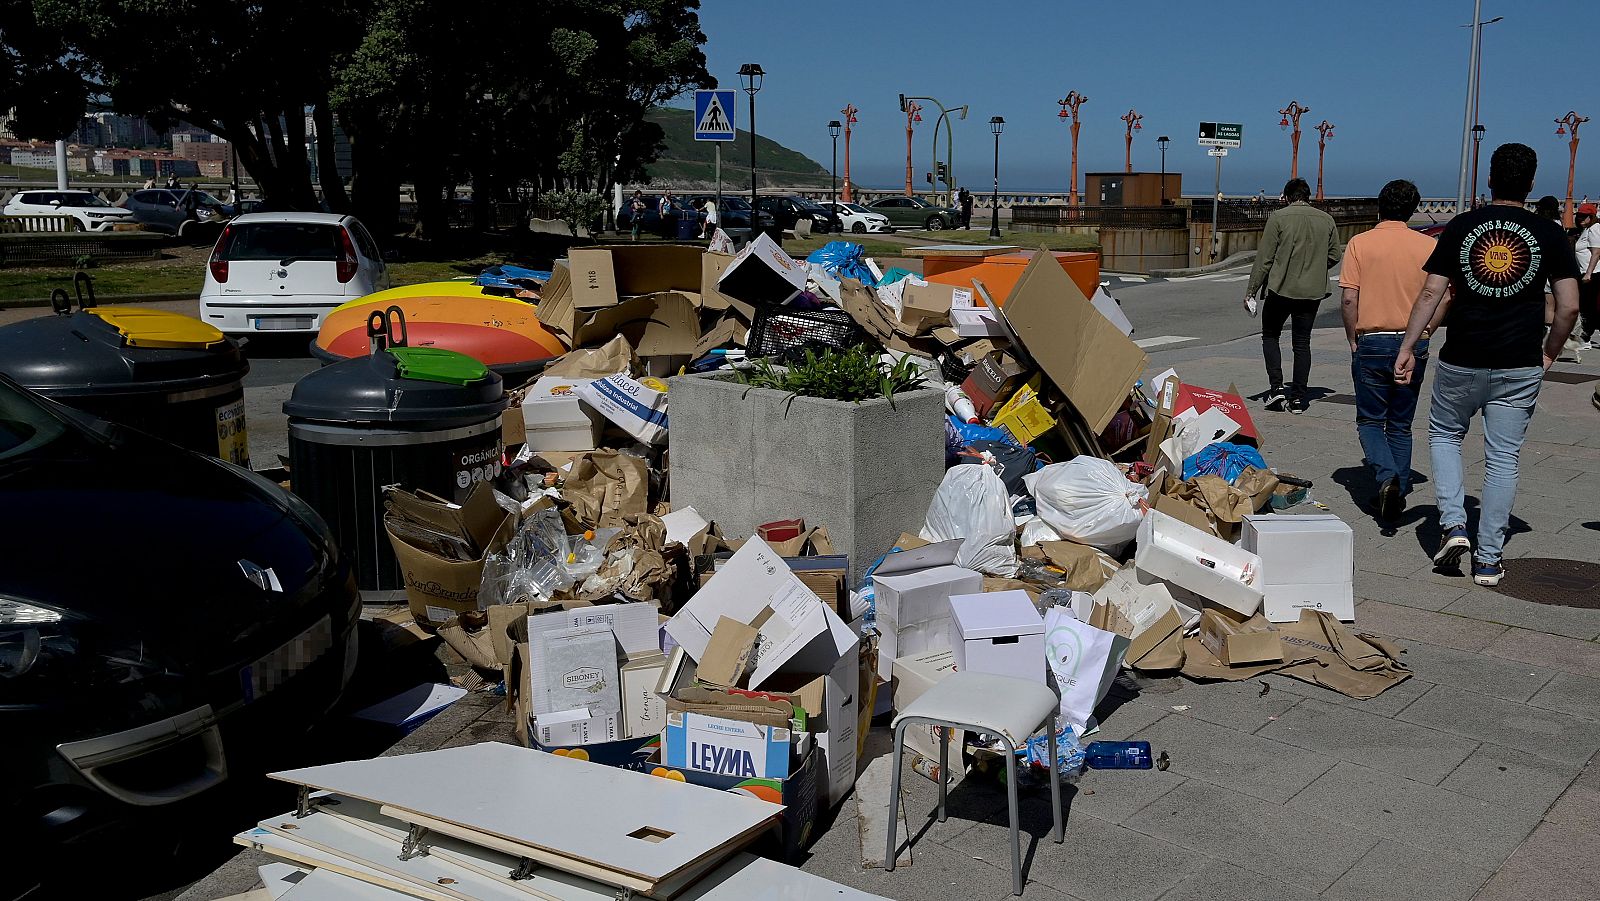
[877,267,916,286]
[1020,516,1064,547]
[1182,441,1269,484]
[805,241,877,285]
[1024,456,1149,551]
[921,463,1018,576]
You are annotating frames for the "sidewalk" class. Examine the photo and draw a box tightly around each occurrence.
[181,327,1600,901]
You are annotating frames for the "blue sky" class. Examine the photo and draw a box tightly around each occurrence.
[689,0,1599,198]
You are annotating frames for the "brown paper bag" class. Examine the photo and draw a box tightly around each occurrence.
[1032,540,1120,592]
[563,450,648,529]
[542,334,637,379]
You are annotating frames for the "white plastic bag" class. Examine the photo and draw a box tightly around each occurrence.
[1019,516,1064,548]
[1024,456,1149,551]
[1044,607,1128,731]
[920,464,1018,577]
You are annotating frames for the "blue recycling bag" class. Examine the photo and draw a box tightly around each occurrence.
[1182,441,1268,483]
[805,241,877,286]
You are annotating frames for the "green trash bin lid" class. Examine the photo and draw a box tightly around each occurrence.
[386,347,489,386]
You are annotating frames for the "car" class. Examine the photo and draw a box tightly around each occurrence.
[1,190,136,232]
[820,202,894,235]
[0,373,359,881]
[681,195,778,237]
[125,188,230,239]
[616,196,694,238]
[199,212,391,335]
[756,195,837,235]
[1411,221,1448,238]
[866,195,962,230]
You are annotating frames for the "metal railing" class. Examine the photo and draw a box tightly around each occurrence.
[1012,205,1187,229]
[0,214,82,234]
[1185,198,1380,230]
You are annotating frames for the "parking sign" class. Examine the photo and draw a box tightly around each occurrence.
[694,90,736,142]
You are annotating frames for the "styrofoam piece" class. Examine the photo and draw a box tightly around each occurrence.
[268,742,781,890]
[1135,510,1263,616]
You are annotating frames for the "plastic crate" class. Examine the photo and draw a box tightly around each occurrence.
[747,303,865,361]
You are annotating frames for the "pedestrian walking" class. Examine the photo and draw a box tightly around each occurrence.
[1339,179,1450,521]
[1574,203,1600,346]
[1245,178,1342,414]
[700,197,718,239]
[959,188,974,230]
[142,177,156,190]
[628,190,645,242]
[1394,143,1582,586]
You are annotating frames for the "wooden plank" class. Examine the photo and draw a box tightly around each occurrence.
[269,743,780,888]
[280,868,416,901]
[899,244,1020,258]
[234,827,460,901]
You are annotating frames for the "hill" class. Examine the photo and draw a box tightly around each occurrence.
[643,107,833,190]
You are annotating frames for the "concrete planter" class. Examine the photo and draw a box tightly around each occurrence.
[668,373,947,584]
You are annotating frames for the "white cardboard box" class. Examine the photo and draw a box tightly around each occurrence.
[522,376,604,452]
[534,708,620,746]
[948,590,1046,683]
[1241,514,1355,622]
[574,374,669,445]
[620,653,669,739]
[891,649,961,760]
[872,564,982,672]
[1135,510,1264,616]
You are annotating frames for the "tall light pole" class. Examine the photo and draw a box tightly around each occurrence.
[840,104,858,202]
[1315,120,1335,200]
[898,95,923,197]
[1556,111,1589,228]
[738,63,764,223]
[1121,109,1143,174]
[906,95,964,204]
[1456,11,1504,213]
[1470,124,1485,206]
[1057,91,1088,207]
[1157,135,1170,204]
[828,120,841,233]
[989,116,1005,239]
[1279,100,1310,180]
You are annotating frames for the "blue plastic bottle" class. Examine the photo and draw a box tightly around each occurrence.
[1084,741,1153,769]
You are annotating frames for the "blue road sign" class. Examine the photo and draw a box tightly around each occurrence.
[694,90,737,142]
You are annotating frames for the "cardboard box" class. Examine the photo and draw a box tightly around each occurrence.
[570,292,700,362]
[501,404,525,448]
[385,484,514,628]
[717,233,805,305]
[664,710,792,779]
[1135,510,1264,617]
[1175,384,1260,443]
[700,251,753,317]
[950,305,1003,338]
[872,562,982,673]
[654,745,819,864]
[1242,514,1355,622]
[1197,609,1285,666]
[575,374,669,445]
[522,376,604,452]
[898,282,956,335]
[568,244,703,311]
[989,375,1055,446]
[621,653,669,739]
[969,351,1028,407]
[535,708,620,746]
[786,555,850,620]
[758,636,860,809]
[536,624,622,720]
[890,649,962,760]
[948,590,1046,683]
[698,617,760,688]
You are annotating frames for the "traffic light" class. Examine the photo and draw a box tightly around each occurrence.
[925,172,933,185]
[936,162,947,184]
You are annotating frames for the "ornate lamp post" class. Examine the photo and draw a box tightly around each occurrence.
[1315,120,1335,200]
[899,96,923,196]
[828,120,841,233]
[1279,100,1310,180]
[1121,108,1143,174]
[1556,111,1589,227]
[989,116,1005,239]
[1157,135,1170,204]
[1057,91,1088,207]
[839,104,858,202]
[738,64,764,218]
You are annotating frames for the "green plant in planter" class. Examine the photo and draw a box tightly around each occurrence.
[738,344,928,408]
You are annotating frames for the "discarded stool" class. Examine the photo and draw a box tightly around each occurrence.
[885,671,1062,896]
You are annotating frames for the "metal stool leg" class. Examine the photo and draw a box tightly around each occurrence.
[937,724,949,823]
[1049,714,1064,844]
[1003,736,1022,896]
[885,721,908,872]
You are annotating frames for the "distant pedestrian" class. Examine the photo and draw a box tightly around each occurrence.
[1574,202,1600,346]
[1394,142,1581,586]
[142,177,156,190]
[1339,179,1449,521]
[1255,188,1267,203]
[959,188,974,229]
[628,190,645,242]
[1246,177,1342,414]
[165,174,178,190]
[700,197,718,239]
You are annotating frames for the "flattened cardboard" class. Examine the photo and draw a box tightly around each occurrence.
[572,292,700,357]
[569,245,703,311]
[699,617,761,688]
[989,252,1148,433]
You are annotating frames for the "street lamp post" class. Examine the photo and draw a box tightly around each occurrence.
[828,120,841,233]
[840,104,858,202]
[989,116,1005,239]
[1157,135,1170,204]
[898,95,923,197]
[906,95,964,205]
[738,63,764,226]
[1315,120,1335,200]
[1556,111,1589,227]
[1456,11,1504,212]
[1470,124,1486,206]
[1121,109,1143,174]
[1279,100,1310,180]
[1057,91,1088,207]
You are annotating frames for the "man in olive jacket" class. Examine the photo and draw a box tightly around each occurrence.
[1246,178,1342,413]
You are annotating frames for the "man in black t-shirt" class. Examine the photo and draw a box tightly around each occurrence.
[1394,143,1581,587]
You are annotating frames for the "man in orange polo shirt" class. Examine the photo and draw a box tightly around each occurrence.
[1339,179,1450,521]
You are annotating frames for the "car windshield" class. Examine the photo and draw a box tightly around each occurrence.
[908,198,931,208]
[792,198,826,211]
[843,203,871,214]
[58,193,112,208]
[220,223,343,262]
[190,191,222,206]
[715,198,751,210]
[0,377,75,464]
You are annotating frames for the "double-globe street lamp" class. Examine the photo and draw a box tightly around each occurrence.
[989,116,1005,240]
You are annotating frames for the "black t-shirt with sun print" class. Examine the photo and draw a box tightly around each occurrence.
[1424,203,1579,368]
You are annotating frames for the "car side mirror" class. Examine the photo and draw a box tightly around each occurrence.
[49,200,61,207]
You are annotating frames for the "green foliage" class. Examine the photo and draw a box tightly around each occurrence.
[545,189,607,234]
[739,345,928,407]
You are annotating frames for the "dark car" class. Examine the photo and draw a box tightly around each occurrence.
[756,195,837,234]
[125,188,229,239]
[0,375,359,886]
[682,195,778,237]
[867,195,961,230]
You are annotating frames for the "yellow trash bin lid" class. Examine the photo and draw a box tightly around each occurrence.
[84,307,227,349]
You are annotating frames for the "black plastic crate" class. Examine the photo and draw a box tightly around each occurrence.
[747,303,866,360]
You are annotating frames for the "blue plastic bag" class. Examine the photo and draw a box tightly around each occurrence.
[1182,441,1268,483]
[476,264,552,290]
[877,267,917,286]
[805,241,877,286]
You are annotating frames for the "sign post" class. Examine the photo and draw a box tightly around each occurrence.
[1199,123,1243,264]
[694,89,737,227]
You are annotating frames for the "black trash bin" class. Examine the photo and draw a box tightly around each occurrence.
[0,278,251,464]
[676,212,701,240]
[284,308,507,594]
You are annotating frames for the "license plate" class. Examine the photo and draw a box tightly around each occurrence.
[241,615,334,703]
[253,317,313,331]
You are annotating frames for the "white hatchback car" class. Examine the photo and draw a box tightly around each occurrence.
[821,202,894,235]
[2,190,137,231]
[200,212,390,335]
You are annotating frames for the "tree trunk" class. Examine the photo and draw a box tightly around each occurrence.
[412,167,446,240]
[313,102,350,213]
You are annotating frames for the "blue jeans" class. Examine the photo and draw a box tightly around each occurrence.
[1428,361,1543,564]
[1353,334,1427,492]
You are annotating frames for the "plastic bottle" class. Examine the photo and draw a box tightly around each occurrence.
[944,386,979,424]
[1084,740,1153,769]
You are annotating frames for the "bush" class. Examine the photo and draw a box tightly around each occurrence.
[544,189,606,235]
[738,344,927,406]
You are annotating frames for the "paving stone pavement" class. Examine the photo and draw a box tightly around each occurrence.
[177,327,1600,901]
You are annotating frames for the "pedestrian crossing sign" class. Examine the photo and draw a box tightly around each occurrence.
[694,90,736,142]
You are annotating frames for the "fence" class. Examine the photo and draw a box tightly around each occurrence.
[1011,205,1187,229]
[0,214,82,234]
[0,231,165,267]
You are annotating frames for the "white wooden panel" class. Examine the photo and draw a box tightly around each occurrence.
[234,827,459,901]
[270,743,780,885]
[281,868,415,901]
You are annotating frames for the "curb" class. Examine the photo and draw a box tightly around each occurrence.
[1149,251,1256,278]
[0,292,195,310]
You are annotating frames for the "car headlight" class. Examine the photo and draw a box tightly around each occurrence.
[1,596,172,703]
